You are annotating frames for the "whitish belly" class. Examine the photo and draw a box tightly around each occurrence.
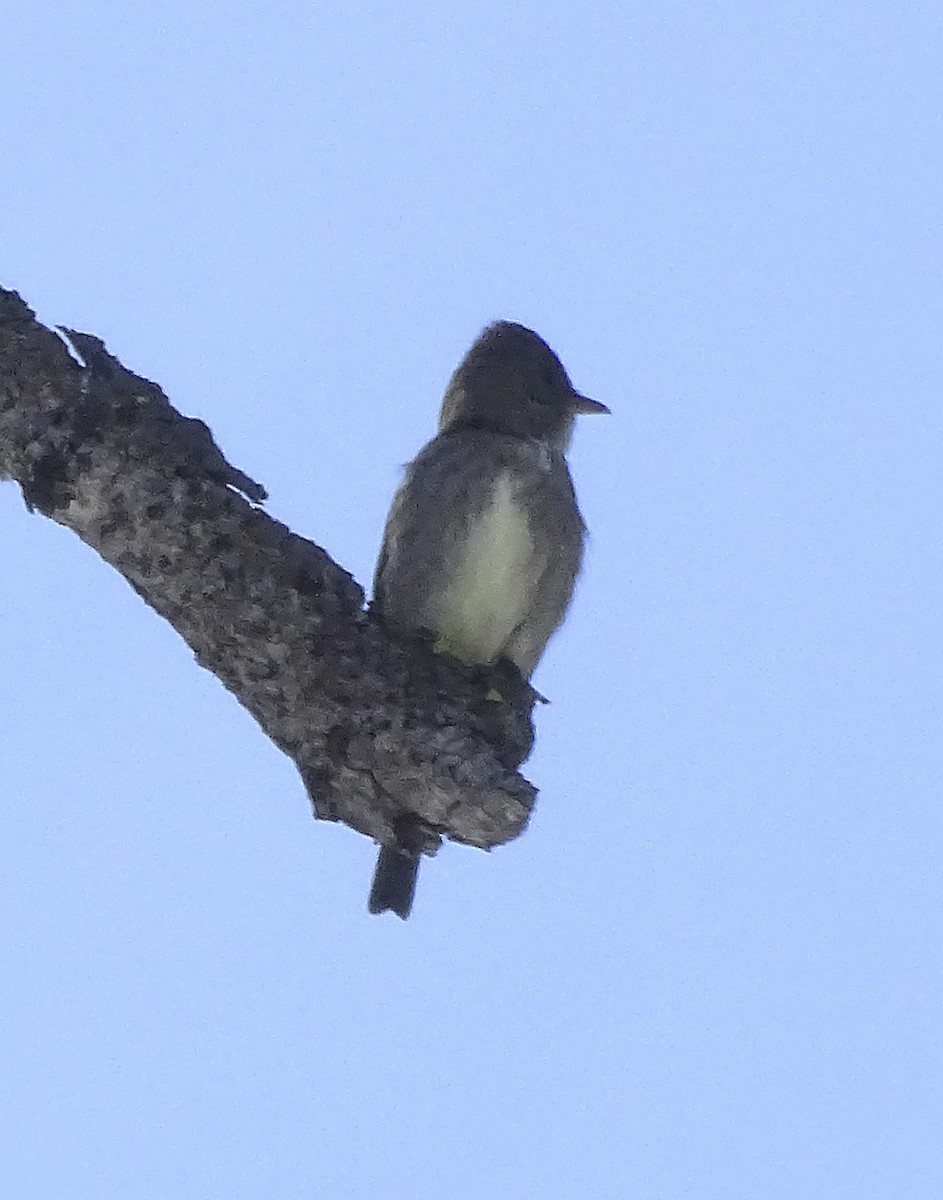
[430,471,536,664]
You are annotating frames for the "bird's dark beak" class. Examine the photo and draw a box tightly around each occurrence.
[570,393,610,415]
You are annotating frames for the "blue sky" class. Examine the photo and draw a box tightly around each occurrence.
[1,3,941,1197]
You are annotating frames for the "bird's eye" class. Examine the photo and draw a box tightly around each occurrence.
[528,390,545,408]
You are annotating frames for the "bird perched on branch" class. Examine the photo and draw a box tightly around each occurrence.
[369,320,608,918]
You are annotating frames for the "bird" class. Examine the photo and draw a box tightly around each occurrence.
[369,320,608,918]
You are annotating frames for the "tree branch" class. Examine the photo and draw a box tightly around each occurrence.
[0,287,538,864]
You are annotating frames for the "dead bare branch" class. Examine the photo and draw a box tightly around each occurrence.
[0,287,538,867]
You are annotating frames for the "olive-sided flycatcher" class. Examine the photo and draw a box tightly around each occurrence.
[369,320,608,918]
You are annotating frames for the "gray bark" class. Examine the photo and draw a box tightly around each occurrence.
[0,287,538,863]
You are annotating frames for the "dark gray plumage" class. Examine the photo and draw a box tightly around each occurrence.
[369,321,607,918]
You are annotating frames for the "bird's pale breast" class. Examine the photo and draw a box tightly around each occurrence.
[428,469,537,666]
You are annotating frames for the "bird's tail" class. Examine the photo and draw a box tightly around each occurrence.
[368,846,420,919]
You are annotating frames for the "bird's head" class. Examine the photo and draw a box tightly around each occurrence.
[438,321,608,450]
